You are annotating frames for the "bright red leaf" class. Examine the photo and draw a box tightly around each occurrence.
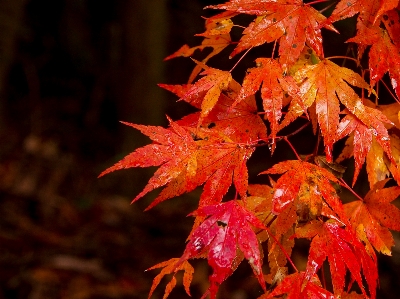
[178,200,267,299]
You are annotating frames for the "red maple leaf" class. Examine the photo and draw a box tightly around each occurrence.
[178,200,267,299]
[207,0,337,71]
[296,220,378,299]
[344,179,400,255]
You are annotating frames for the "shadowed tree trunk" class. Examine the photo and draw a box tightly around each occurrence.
[116,0,168,151]
[0,0,27,133]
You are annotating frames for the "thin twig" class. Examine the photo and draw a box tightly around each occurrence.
[283,137,301,160]
[229,47,253,73]
[327,56,359,64]
[339,178,364,201]
[379,78,400,104]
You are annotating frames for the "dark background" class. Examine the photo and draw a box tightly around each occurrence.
[0,1,399,298]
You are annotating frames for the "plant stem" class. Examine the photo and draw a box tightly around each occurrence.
[339,178,364,201]
[283,137,301,160]
[306,0,329,6]
[229,47,253,73]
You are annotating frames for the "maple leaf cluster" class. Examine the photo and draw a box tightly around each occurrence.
[100,0,400,298]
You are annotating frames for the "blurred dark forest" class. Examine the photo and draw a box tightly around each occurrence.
[0,1,399,299]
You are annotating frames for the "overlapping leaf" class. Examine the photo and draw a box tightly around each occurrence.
[161,79,267,207]
[337,120,400,187]
[178,200,267,299]
[207,0,337,71]
[344,179,400,255]
[296,220,378,299]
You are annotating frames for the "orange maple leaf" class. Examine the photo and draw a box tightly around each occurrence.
[382,9,400,48]
[100,79,267,209]
[178,63,232,125]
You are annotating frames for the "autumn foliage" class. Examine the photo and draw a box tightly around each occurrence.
[99,0,400,298]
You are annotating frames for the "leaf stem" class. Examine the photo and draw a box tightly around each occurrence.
[327,56,359,64]
[283,137,302,160]
[339,178,364,201]
[320,264,327,289]
[306,0,329,6]
[271,40,278,59]
[229,47,253,73]
[318,0,338,13]
[379,78,400,104]
[264,226,299,272]
[278,122,310,139]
